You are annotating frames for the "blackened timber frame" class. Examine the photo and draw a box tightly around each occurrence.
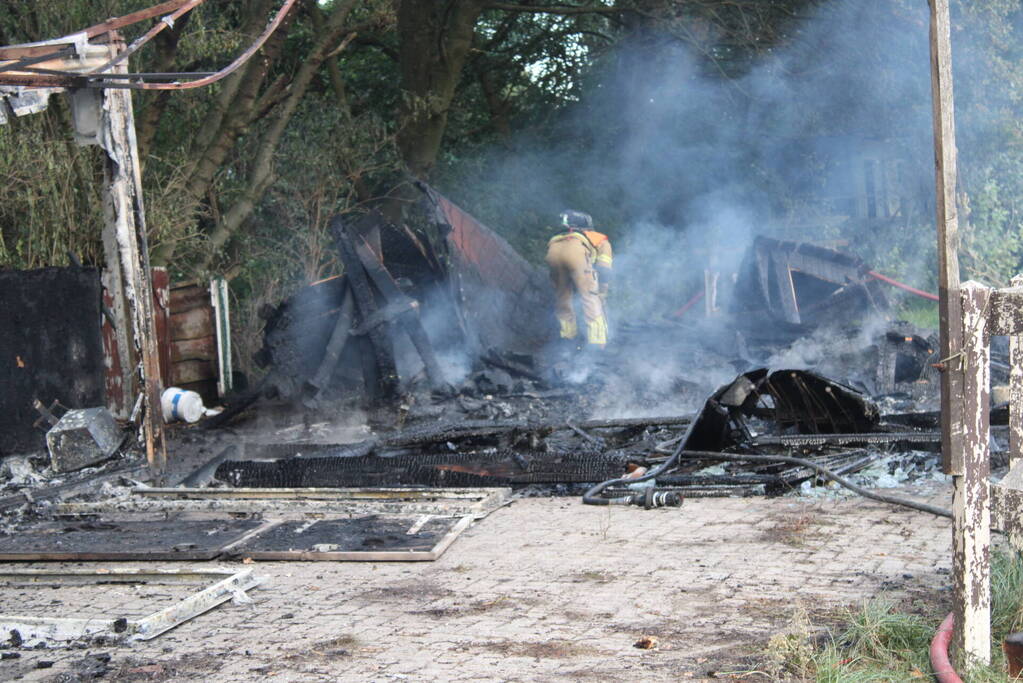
[330,216,399,401]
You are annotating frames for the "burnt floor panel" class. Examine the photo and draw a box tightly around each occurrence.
[0,519,263,560]
[231,516,452,554]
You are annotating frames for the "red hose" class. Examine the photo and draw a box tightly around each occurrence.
[867,270,940,302]
[930,612,962,683]
[672,289,704,318]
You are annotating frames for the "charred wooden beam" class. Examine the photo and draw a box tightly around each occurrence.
[481,349,546,384]
[215,449,628,488]
[302,282,355,406]
[350,236,446,390]
[576,415,691,430]
[330,216,399,402]
[98,39,166,478]
[753,431,941,448]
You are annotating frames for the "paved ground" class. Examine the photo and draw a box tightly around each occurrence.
[1,481,954,682]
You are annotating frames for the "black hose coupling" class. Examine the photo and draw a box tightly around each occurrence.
[629,488,683,509]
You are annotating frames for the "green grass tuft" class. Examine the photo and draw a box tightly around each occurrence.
[895,298,939,330]
[991,550,1023,638]
[762,550,1023,682]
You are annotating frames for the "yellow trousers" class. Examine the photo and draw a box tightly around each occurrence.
[545,236,607,347]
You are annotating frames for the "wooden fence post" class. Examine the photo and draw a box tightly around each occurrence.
[929,0,966,477]
[954,281,992,665]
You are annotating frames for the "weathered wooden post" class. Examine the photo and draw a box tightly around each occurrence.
[97,38,167,479]
[956,282,992,664]
[927,0,979,663]
[954,277,1023,667]
[928,0,965,473]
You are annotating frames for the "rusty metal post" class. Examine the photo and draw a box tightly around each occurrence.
[953,281,992,665]
[98,39,166,479]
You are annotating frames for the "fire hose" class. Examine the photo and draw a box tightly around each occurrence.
[583,440,952,519]
[668,451,952,518]
[930,613,962,683]
[867,270,940,302]
[581,420,697,507]
[671,289,704,318]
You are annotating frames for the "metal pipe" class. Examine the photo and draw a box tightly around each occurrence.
[0,45,75,74]
[87,0,207,74]
[104,0,298,90]
[0,0,297,91]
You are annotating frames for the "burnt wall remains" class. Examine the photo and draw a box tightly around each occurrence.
[0,267,105,454]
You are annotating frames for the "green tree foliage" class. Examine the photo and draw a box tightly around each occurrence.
[3,0,1023,362]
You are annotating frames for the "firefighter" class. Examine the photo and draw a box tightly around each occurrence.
[545,209,613,349]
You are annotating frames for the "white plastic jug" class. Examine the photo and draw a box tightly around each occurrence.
[161,387,205,424]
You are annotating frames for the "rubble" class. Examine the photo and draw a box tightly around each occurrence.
[0,568,264,647]
[0,196,981,662]
[45,407,125,473]
[0,223,971,527]
[732,236,890,326]
[203,365,948,504]
[0,457,42,488]
[245,189,551,417]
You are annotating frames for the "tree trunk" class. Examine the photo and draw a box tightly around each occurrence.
[136,11,191,158]
[182,5,291,203]
[395,0,485,179]
[150,0,289,265]
[478,68,512,141]
[201,1,359,267]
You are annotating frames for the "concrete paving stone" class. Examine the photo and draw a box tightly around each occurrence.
[0,491,956,681]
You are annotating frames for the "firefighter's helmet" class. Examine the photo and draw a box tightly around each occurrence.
[559,210,593,230]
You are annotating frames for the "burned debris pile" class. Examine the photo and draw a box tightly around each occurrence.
[214,416,682,489]
[211,367,956,504]
[243,184,554,415]
[186,210,972,506]
[0,183,976,567]
[733,236,891,328]
[0,190,967,514]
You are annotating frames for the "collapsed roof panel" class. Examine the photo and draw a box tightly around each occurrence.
[683,368,881,453]
[421,185,554,352]
[734,236,889,325]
